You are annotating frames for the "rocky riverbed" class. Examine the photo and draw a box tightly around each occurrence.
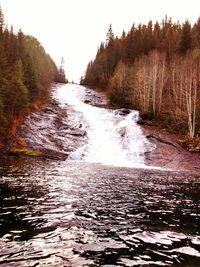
[8,84,200,172]
[14,99,86,160]
[142,123,200,172]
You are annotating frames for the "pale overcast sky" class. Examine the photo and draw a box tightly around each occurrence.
[1,0,200,82]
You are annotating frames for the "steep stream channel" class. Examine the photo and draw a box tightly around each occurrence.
[54,85,154,167]
[0,84,200,266]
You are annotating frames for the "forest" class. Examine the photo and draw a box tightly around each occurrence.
[0,7,66,145]
[82,17,200,140]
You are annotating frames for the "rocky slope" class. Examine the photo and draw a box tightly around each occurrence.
[143,123,200,172]
[9,99,86,160]
[8,85,200,172]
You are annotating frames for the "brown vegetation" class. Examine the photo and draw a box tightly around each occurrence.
[82,17,200,142]
[9,137,43,157]
[179,137,200,153]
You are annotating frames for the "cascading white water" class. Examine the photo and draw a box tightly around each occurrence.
[55,84,155,167]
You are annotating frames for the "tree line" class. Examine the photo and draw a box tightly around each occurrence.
[0,7,67,143]
[82,17,200,138]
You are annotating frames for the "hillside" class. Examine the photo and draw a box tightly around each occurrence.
[0,7,67,146]
[82,18,200,143]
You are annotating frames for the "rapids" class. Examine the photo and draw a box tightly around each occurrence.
[54,84,155,167]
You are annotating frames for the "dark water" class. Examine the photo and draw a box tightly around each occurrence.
[0,157,200,266]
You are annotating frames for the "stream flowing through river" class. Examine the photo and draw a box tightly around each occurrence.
[0,84,200,266]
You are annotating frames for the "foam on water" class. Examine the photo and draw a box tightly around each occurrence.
[55,84,155,167]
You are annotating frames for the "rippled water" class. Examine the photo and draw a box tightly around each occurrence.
[0,158,200,266]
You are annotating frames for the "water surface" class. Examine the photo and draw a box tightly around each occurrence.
[0,158,200,266]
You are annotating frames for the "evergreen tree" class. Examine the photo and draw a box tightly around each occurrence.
[23,54,39,101]
[0,98,6,135]
[105,25,117,84]
[17,29,26,59]
[179,20,192,54]
[192,17,200,48]
[4,60,29,119]
[106,24,114,46]
[0,72,7,135]
[55,57,67,83]
[0,5,4,35]
[0,7,60,142]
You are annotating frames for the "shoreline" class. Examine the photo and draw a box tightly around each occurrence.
[1,84,200,173]
[141,121,200,172]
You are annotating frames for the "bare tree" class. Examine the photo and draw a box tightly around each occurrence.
[134,50,167,117]
[183,51,199,138]
[169,50,200,138]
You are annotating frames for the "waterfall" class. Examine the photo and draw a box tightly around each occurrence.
[54,84,155,167]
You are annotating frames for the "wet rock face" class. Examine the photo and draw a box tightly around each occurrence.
[12,83,200,170]
[143,125,200,172]
[17,100,87,160]
[84,88,108,107]
[115,108,132,116]
[14,86,109,161]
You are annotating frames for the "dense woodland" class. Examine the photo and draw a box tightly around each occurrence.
[0,7,67,144]
[82,17,200,139]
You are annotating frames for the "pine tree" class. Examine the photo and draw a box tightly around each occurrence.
[55,57,67,83]
[179,20,192,54]
[192,17,200,48]
[0,71,7,135]
[23,54,39,101]
[0,5,4,35]
[4,60,29,119]
[0,6,59,143]
[17,29,25,59]
[105,25,117,83]
[106,24,114,46]
[8,25,18,64]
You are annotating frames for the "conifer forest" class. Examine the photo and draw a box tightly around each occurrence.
[82,18,200,138]
[0,7,66,144]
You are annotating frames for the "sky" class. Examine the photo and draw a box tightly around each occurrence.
[1,0,200,83]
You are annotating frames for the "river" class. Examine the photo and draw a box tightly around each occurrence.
[0,84,200,266]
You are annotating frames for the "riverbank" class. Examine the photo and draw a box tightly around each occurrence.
[2,84,200,172]
[7,96,86,160]
[87,86,200,172]
[141,120,200,172]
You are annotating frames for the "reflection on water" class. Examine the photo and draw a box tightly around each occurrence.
[0,157,200,266]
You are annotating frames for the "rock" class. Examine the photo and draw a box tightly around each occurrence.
[51,99,59,106]
[84,100,91,104]
[114,109,131,116]
[137,117,145,125]
[65,129,86,137]
[142,124,200,171]
[84,90,108,107]
[118,127,126,137]
[146,134,180,150]
[12,97,87,161]
[41,148,69,160]
[43,107,54,114]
